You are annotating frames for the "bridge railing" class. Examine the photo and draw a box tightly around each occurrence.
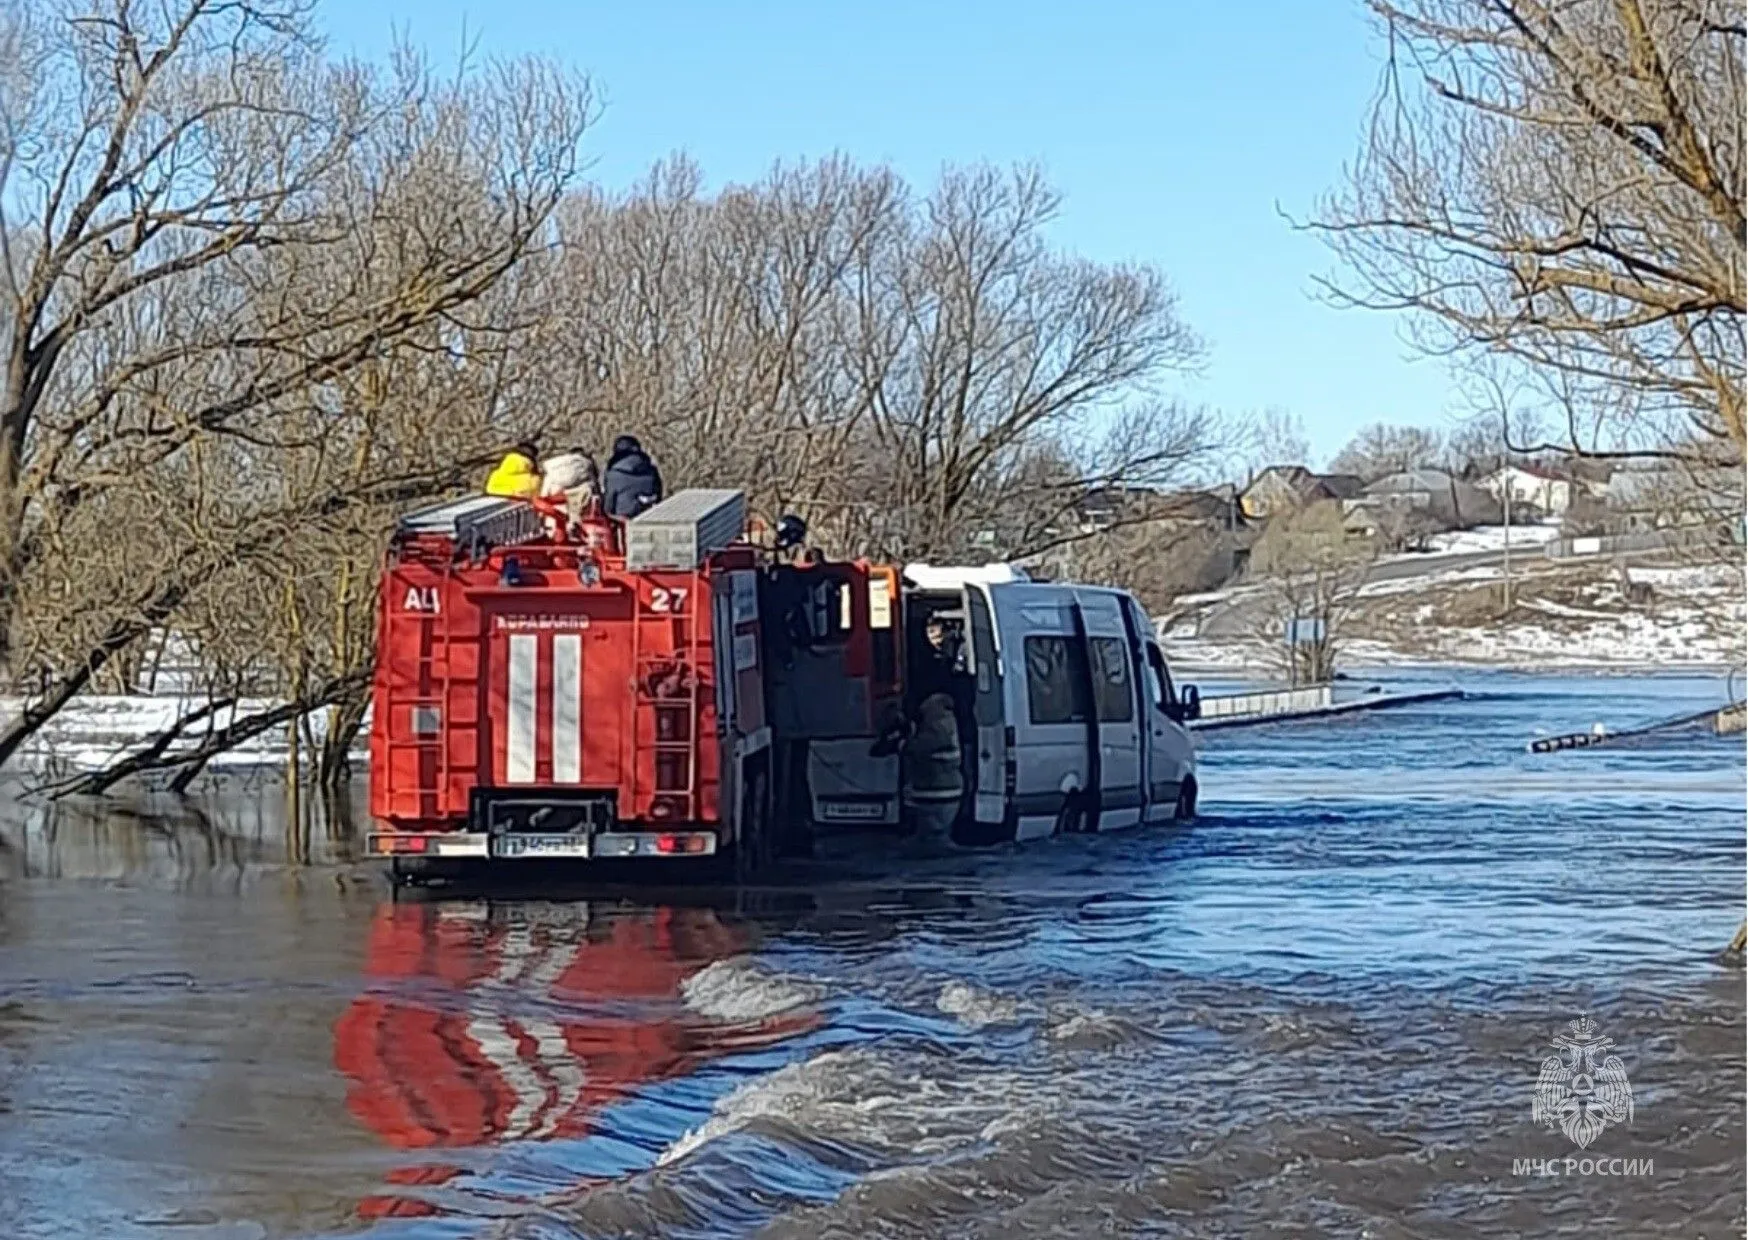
[1196,684,1333,721]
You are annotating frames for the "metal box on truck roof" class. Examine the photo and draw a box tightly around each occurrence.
[625,490,747,571]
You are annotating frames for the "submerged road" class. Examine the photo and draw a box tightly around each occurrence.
[0,669,1741,1239]
[1363,541,1550,584]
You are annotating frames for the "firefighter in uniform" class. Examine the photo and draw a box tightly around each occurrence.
[900,692,964,854]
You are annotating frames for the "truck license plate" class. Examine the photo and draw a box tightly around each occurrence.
[492,834,591,859]
[820,800,886,822]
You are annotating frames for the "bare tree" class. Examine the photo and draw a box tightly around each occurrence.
[544,160,1207,562]
[1369,498,1445,551]
[1316,0,1744,461]
[1328,421,1448,480]
[1234,406,1314,482]
[848,167,1205,559]
[0,0,592,770]
[1248,501,1375,682]
[1065,508,1241,613]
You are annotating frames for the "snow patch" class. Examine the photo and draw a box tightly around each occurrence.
[1421,524,1560,555]
[0,694,369,775]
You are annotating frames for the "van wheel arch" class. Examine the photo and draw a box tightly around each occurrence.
[1055,789,1091,836]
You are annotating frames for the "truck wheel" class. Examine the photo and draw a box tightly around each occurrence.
[1054,793,1088,836]
[773,742,814,860]
[391,857,469,887]
[734,768,771,883]
[1174,778,1198,822]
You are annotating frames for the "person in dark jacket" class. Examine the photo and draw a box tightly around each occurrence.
[900,692,964,855]
[602,435,664,519]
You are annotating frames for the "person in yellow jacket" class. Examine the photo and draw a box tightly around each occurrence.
[484,442,542,499]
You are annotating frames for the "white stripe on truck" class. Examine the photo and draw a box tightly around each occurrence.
[552,633,581,783]
[506,633,537,783]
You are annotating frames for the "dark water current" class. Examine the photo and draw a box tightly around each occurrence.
[0,670,1742,1239]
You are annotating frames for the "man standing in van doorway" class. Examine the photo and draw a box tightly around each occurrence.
[919,613,977,827]
[901,693,964,856]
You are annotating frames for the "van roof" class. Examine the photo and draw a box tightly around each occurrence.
[902,562,1030,591]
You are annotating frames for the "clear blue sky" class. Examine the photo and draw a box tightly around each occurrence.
[318,0,1461,464]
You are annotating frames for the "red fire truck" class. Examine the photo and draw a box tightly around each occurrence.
[365,489,903,882]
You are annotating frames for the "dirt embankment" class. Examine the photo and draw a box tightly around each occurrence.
[1164,553,1744,671]
[1350,556,1744,667]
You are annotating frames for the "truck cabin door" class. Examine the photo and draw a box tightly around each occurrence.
[963,584,1007,826]
[711,575,738,827]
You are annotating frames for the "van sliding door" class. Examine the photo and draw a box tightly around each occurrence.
[963,585,1008,825]
[1078,592,1145,830]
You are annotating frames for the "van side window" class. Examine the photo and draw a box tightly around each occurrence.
[1024,636,1086,725]
[1088,637,1134,722]
[1140,648,1164,711]
[966,590,1003,727]
[1144,643,1176,713]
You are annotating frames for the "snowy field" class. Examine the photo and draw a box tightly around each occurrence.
[1165,559,1743,676]
[1414,523,1561,555]
[0,695,367,778]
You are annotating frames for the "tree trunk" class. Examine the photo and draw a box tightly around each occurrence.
[316,692,370,795]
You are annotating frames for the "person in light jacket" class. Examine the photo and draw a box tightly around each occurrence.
[602,435,664,519]
[539,449,600,535]
[901,692,964,855]
[485,442,542,499]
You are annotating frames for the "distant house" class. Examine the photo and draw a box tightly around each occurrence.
[1072,483,1253,532]
[1590,463,1744,533]
[1239,466,1365,520]
[1018,482,1256,602]
[1604,465,1671,515]
[1359,468,1502,529]
[1482,464,1573,516]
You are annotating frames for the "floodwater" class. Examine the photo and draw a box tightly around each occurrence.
[0,670,1742,1239]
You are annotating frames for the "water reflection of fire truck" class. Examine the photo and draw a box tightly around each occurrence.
[332,901,821,1219]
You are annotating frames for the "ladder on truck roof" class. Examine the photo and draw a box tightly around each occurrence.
[395,495,544,559]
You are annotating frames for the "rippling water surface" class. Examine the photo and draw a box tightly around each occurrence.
[0,670,1742,1239]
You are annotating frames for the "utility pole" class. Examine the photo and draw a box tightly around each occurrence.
[1500,415,1514,616]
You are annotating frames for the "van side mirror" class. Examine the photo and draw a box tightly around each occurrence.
[1180,684,1201,722]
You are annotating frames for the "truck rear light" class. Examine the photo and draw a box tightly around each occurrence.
[382,835,429,854]
[654,833,710,854]
[655,834,680,854]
